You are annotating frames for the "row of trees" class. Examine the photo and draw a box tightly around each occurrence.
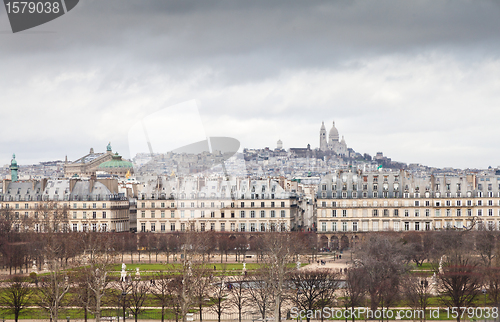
[348,229,500,322]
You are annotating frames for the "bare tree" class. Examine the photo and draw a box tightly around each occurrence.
[401,273,431,322]
[246,271,274,320]
[209,274,232,322]
[228,276,248,322]
[290,269,340,322]
[355,233,407,313]
[343,267,367,322]
[128,278,151,322]
[80,232,116,322]
[36,226,71,322]
[475,228,498,268]
[0,276,32,322]
[192,265,212,322]
[152,270,175,322]
[261,232,299,321]
[435,253,483,322]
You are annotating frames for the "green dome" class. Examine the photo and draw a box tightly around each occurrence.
[98,153,133,169]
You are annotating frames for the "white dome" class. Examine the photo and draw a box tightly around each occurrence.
[329,121,339,141]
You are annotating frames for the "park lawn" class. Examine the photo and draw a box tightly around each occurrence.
[110,262,294,272]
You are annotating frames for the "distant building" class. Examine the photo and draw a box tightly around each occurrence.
[64,143,133,178]
[0,178,130,232]
[319,121,348,156]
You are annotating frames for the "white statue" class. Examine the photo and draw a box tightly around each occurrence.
[242,262,247,275]
[135,267,140,280]
[32,260,38,274]
[120,263,127,282]
[296,261,301,270]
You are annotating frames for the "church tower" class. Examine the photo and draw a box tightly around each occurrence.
[319,122,327,151]
[10,154,18,182]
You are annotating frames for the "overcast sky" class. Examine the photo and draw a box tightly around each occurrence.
[1,0,500,169]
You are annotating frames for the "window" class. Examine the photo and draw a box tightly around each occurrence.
[332,222,337,232]
[271,201,275,207]
[151,223,156,232]
[161,211,165,218]
[73,212,77,219]
[321,222,326,232]
[281,202,285,207]
[415,210,420,217]
[190,210,195,218]
[241,202,245,208]
[489,209,493,216]
[251,210,255,218]
[92,203,97,209]
[201,211,205,218]
[250,223,256,232]
[141,211,145,218]
[171,211,175,218]
[415,201,420,206]
[271,210,276,218]
[161,202,165,208]
[72,224,78,232]
[240,223,246,232]
[220,223,225,232]
[151,211,156,218]
[161,223,165,232]
[404,222,409,231]
[93,211,97,219]
[180,210,185,218]
[425,209,430,217]
[240,211,245,218]
[171,223,175,231]
[181,223,185,232]
[260,223,266,232]
[141,202,146,208]
[394,209,399,217]
[404,210,409,217]
[332,210,337,217]
[342,222,348,232]
[342,209,347,217]
[211,211,215,218]
[456,209,461,216]
[260,210,265,218]
[211,223,216,231]
[467,209,472,216]
[353,221,358,232]
[83,211,87,219]
[415,222,420,231]
[141,223,146,232]
[373,209,378,217]
[478,209,483,216]
[102,203,106,208]
[171,202,175,207]
[200,223,205,232]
